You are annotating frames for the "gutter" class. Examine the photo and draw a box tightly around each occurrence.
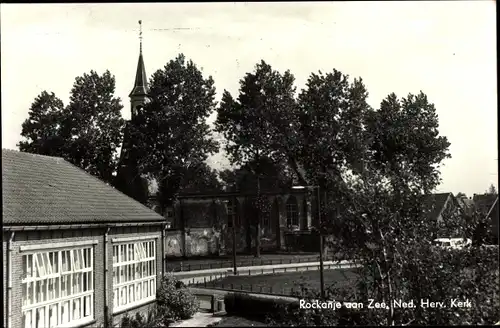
[104,227,111,328]
[3,222,164,232]
[7,232,15,328]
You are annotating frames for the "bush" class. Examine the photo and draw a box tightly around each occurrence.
[156,274,200,322]
[120,308,164,328]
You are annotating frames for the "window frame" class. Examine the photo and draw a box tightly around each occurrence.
[286,197,299,227]
[111,238,157,313]
[20,244,96,328]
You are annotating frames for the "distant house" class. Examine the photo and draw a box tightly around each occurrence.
[473,193,498,215]
[421,192,462,223]
[484,196,499,243]
[420,192,464,238]
[2,149,168,328]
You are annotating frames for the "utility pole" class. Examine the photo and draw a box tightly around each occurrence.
[317,186,325,299]
[231,197,238,275]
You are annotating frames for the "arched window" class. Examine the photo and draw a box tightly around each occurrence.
[286,196,299,228]
[226,199,239,227]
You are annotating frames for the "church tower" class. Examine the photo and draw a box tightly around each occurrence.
[129,20,150,116]
[114,20,150,204]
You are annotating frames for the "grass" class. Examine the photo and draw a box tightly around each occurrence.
[196,268,360,296]
[208,316,267,327]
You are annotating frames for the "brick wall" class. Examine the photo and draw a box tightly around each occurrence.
[6,225,163,328]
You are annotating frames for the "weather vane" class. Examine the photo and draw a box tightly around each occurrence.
[139,20,143,53]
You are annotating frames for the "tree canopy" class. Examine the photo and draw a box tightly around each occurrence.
[129,54,219,211]
[19,70,124,183]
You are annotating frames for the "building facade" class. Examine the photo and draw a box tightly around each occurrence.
[2,149,169,328]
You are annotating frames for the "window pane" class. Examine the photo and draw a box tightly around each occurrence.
[135,263,140,280]
[142,262,147,277]
[136,283,142,302]
[73,273,82,294]
[83,272,88,292]
[143,281,148,298]
[23,310,32,328]
[120,266,125,283]
[48,278,56,301]
[22,284,28,307]
[120,287,126,306]
[113,246,118,264]
[150,279,155,297]
[49,304,57,328]
[128,264,134,281]
[113,267,118,285]
[72,298,81,320]
[60,301,69,324]
[84,295,91,317]
[26,282,33,306]
[113,289,118,309]
[61,275,69,297]
[120,245,126,262]
[128,285,134,304]
[128,245,133,262]
[36,307,45,328]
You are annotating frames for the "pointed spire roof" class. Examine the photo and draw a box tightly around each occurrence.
[129,20,148,97]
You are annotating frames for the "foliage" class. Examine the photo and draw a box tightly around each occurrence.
[486,184,498,195]
[120,308,164,328]
[130,54,219,209]
[178,161,223,193]
[19,71,125,183]
[156,274,199,322]
[215,60,297,171]
[266,246,498,326]
[19,91,66,157]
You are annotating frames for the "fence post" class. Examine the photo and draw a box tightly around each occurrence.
[231,283,233,290]
[260,286,263,293]
[204,277,206,287]
[280,259,283,264]
[250,284,253,292]
[270,286,273,294]
[222,283,224,289]
[180,262,183,271]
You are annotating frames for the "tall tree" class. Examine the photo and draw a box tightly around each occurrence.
[18,71,125,183]
[19,91,66,156]
[64,70,125,183]
[486,184,497,195]
[130,54,219,214]
[215,60,297,256]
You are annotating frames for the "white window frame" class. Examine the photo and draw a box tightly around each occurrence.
[286,198,299,227]
[20,243,96,328]
[111,238,157,313]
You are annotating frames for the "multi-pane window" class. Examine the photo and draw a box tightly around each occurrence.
[286,197,299,227]
[21,247,94,328]
[226,199,239,228]
[112,240,156,312]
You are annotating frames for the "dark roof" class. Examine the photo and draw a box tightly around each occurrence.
[129,52,148,97]
[420,192,453,220]
[2,149,165,226]
[473,193,497,213]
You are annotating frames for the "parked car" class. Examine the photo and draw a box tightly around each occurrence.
[432,238,471,249]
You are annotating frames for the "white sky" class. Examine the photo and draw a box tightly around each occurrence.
[1,2,497,197]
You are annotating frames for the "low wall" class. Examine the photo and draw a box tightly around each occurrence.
[166,228,222,257]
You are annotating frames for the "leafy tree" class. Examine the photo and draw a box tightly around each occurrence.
[64,70,125,183]
[19,71,125,183]
[130,54,219,214]
[19,91,66,156]
[456,192,467,199]
[215,60,297,256]
[486,184,498,195]
[178,162,223,193]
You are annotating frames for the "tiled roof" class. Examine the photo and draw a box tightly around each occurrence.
[2,149,165,226]
[420,192,453,220]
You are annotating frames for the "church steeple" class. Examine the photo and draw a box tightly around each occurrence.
[129,20,149,117]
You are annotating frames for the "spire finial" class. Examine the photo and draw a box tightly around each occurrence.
[139,20,143,54]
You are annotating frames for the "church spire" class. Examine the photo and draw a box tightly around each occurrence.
[129,20,148,99]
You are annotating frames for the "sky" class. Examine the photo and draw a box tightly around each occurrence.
[1,2,497,197]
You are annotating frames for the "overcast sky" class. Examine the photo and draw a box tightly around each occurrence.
[1,2,497,196]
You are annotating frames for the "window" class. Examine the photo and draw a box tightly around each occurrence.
[21,247,94,328]
[226,199,239,228]
[286,197,299,227]
[112,240,156,312]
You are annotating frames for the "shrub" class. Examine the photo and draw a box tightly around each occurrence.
[120,308,164,328]
[156,274,200,322]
